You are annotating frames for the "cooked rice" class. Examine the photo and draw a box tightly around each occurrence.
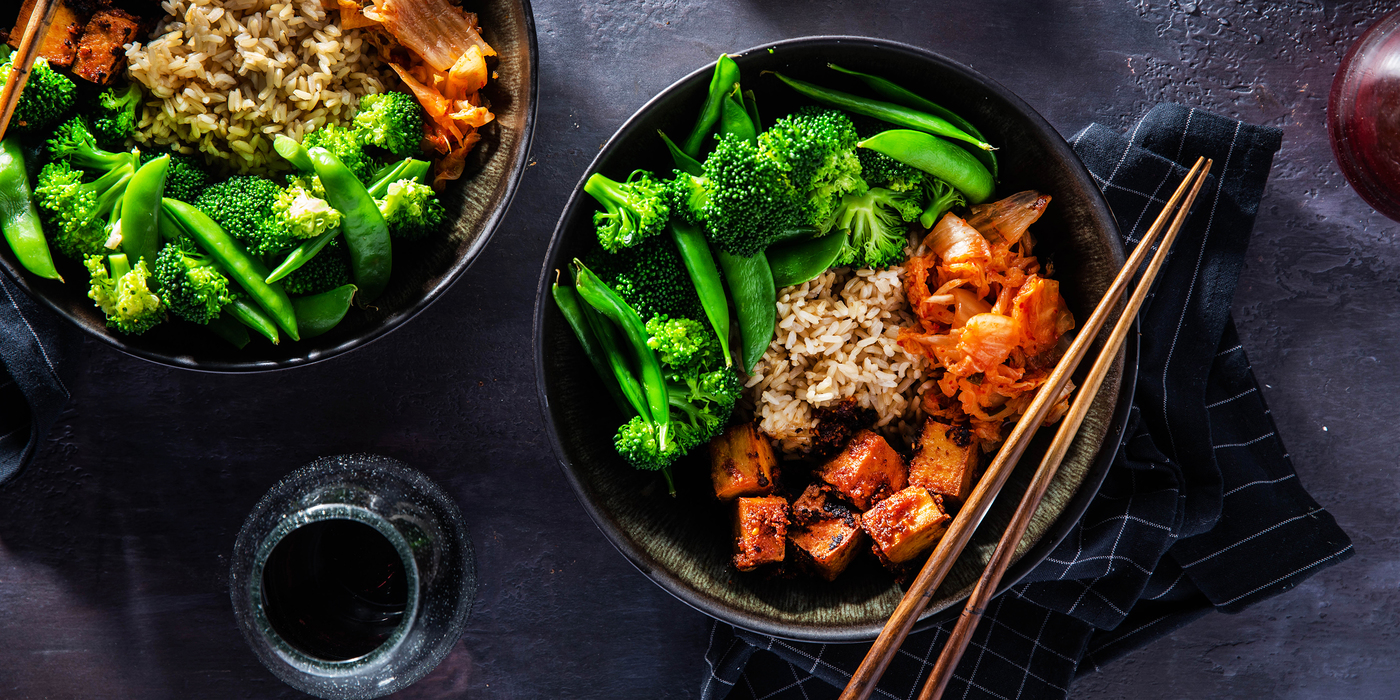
[125,0,392,173]
[744,267,934,454]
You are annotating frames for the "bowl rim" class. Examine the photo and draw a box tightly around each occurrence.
[0,0,540,374]
[532,35,1132,642]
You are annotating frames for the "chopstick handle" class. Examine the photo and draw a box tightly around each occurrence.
[840,156,1208,700]
[0,0,60,141]
[917,159,1213,700]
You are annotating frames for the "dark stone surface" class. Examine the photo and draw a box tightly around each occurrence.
[1,1,1396,698]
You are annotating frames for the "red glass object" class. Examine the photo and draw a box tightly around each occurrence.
[1330,8,1400,222]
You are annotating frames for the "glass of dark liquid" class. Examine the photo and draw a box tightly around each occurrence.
[1329,8,1400,222]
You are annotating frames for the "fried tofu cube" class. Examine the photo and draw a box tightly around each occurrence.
[909,420,980,504]
[71,9,140,85]
[788,484,866,581]
[709,423,778,501]
[815,429,907,510]
[861,487,951,566]
[9,0,84,68]
[733,496,789,572]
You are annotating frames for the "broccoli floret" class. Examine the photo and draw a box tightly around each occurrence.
[0,57,74,134]
[152,242,233,324]
[353,92,425,159]
[583,235,702,322]
[919,178,966,229]
[614,415,683,472]
[283,236,352,295]
[91,83,142,148]
[192,175,280,250]
[86,253,165,335]
[47,116,137,172]
[646,315,721,379]
[247,178,343,254]
[672,133,805,257]
[34,160,134,260]
[583,170,670,252]
[850,115,926,193]
[829,187,920,269]
[666,367,741,452]
[377,178,444,240]
[304,123,381,184]
[141,150,208,202]
[759,107,865,228]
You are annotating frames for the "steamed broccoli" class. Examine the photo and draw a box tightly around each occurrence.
[377,178,444,240]
[192,175,280,250]
[583,234,702,322]
[33,160,134,260]
[86,253,165,335]
[666,367,741,452]
[759,107,865,228]
[0,57,74,134]
[283,236,351,295]
[304,123,381,184]
[851,115,926,193]
[153,242,233,324]
[828,187,921,269]
[614,415,683,472]
[46,116,137,172]
[261,178,342,251]
[668,133,804,257]
[919,178,966,229]
[141,150,208,202]
[354,92,425,158]
[646,315,721,379]
[91,83,142,148]
[583,170,670,252]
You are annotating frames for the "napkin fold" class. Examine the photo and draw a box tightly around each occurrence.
[700,104,1354,700]
[0,272,69,487]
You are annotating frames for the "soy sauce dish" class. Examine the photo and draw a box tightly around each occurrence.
[535,37,1134,642]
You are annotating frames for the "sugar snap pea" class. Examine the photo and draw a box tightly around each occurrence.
[667,219,731,367]
[162,198,300,340]
[743,89,761,134]
[291,283,357,338]
[225,295,280,344]
[273,134,314,172]
[683,54,741,158]
[206,312,251,349]
[552,276,632,415]
[658,130,702,177]
[120,154,169,267]
[720,84,757,145]
[768,232,847,288]
[771,72,995,153]
[859,129,995,204]
[0,137,60,281]
[716,249,775,373]
[308,146,392,302]
[265,227,338,284]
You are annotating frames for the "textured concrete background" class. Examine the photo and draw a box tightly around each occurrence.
[1,1,1397,698]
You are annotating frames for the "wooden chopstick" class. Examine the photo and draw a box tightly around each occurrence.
[839,156,1211,700]
[916,158,1214,700]
[0,0,60,142]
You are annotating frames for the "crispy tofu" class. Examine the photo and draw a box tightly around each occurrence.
[709,423,778,501]
[8,0,85,68]
[71,9,140,85]
[733,496,789,572]
[861,487,951,566]
[815,429,907,511]
[788,483,866,581]
[909,420,979,504]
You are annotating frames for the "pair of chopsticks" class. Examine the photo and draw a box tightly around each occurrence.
[0,0,60,141]
[841,156,1213,700]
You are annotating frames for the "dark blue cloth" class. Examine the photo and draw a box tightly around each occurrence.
[701,104,1354,700]
[0,271,69,486]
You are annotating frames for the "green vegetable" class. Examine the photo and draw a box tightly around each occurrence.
[0,137,60,280]
[225,294,279,344]
[771,72,995,153]
[377,178,444,240]
[256,177,342,253]
[86,253,165,335]
[308,146,392,302]
[291,283,356,338]
[666,219,730,366]
[46,116,137,173]
[667,133,803,257]
[152,241,234,324]
[91,83,142,148]
[719,84,757,145]
[768,231,846,288]
[826,186,920,269]
[758,106,865,229]
[658,130,702,176]
[583,289,650,420]
[206,312,250,348]
[665,367,741,453]
[646,315,721,378]
[353,92,425,159]
[858,129,994,204]
[715,249,775,372]
[582,233,702,322]
[851,115,926,192]
[583,170,670,252]
[282,236,351,295]
[919,178,965,229]
[303,123,381,184]
[552,277,630,415]
[141,150,208,203]
[33,159,134,260]
[191,175,281,249]
[0,57,75,134]
[368,158,431,197]
[682,54,741,159]
[120,154,169,267]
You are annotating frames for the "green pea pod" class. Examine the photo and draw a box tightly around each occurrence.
[308,147,392,302]
[858,130,995,204]
[720,84,757,145]
[265,228,339,283]
[120,154,169,267]
[771,72,995,153]
[683,54,742,158]
[827,63,998,180]
[743,89,761,134]
[158,209,184,243]
[553,278,632,415]
[667,219,731,366]
[162,198,300,340]
[658,130,702,177]
[715,249,775,373]
[273,134,315,171]
[583,296,650,421]
[292,283,357,338]
[206,311,251,349]
[0,137,60,281]
[225,295,280,344]
[573,259,670,451]
[766,226,820,246]
[369,158,432,197]
[768,232,846,288]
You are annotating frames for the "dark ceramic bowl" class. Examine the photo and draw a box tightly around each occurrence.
[534,37,1134,642]
[0,1,537,372]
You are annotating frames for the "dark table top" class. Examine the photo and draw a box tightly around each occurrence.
[3,1,1398,698]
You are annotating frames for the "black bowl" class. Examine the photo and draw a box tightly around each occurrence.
[0,0,538,372]
[535,36,1133,642]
